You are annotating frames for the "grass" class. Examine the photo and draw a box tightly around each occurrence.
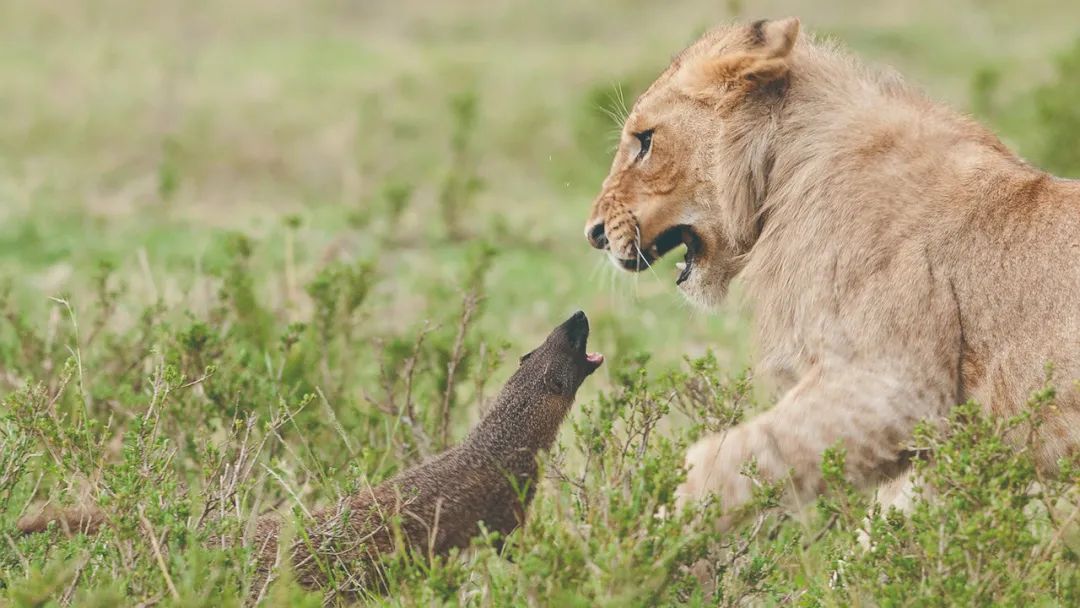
[1,0,1079,605]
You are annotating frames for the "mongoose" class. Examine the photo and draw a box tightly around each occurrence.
[19,311,604,599]
[244,310,603,597]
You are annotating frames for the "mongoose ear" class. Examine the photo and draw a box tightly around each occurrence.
[678,17,800,103]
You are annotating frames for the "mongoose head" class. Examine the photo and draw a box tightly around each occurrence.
[473,311,603,452]
[516,310,604,397]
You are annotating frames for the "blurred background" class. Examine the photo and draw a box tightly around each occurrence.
[1,0,1079,391]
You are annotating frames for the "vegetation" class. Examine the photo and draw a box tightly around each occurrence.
[1,0,1079,605]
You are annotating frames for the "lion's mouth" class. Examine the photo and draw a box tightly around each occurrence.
[616,225,701,284]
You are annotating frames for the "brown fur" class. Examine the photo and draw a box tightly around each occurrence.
[16,504,105,536]
[584,17,1080,524]
[19,313,602,601]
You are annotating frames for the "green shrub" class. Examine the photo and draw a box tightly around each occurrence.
[2,275,1078,605]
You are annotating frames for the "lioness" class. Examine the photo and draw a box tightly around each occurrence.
[584,17,1080,523]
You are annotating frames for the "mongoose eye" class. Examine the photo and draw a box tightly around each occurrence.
[633,129,654,162]
[519,350,535,364]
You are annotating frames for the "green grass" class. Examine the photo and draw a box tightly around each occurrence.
[1,0,1079,605]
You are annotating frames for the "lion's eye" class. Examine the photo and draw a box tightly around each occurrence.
[633,129,654,162]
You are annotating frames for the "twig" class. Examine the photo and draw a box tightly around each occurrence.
[138,505,179,600]
[261,463,313,519]
[49,297,94,441]
[403,322,435,427]
[317,387,355,457]
[1033,501,1080,563]
[179,368,215,390]
[439,291,479,449]
[59,556,88,606]
[802,512,839,549]
[4,532,30,574]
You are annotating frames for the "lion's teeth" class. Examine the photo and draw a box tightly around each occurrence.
[675,262,686,271]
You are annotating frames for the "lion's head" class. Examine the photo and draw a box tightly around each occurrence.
[584,17,801,308]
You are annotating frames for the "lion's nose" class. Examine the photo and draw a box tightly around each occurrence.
[586,222,608,250]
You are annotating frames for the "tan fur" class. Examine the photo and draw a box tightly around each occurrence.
[584,18,1080,522]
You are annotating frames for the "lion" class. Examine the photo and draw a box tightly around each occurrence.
[584,17,1080,525]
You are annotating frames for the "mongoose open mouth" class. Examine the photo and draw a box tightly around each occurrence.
[562,311,604,373]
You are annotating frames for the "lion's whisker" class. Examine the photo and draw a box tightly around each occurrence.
[613,82,630,125]
[632,225,665,285]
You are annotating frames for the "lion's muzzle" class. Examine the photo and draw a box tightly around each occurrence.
[584,195,645,265]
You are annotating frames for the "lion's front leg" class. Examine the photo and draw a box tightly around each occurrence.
[676,365,951,527]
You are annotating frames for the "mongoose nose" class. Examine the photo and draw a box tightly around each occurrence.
[586,222,608,249]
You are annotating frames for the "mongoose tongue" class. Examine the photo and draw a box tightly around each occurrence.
[585,351,604,367]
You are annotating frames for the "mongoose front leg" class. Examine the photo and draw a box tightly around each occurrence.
[675,364,952,528]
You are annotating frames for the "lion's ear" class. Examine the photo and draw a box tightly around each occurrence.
[757,17,800,60]
[678,17,800,103]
